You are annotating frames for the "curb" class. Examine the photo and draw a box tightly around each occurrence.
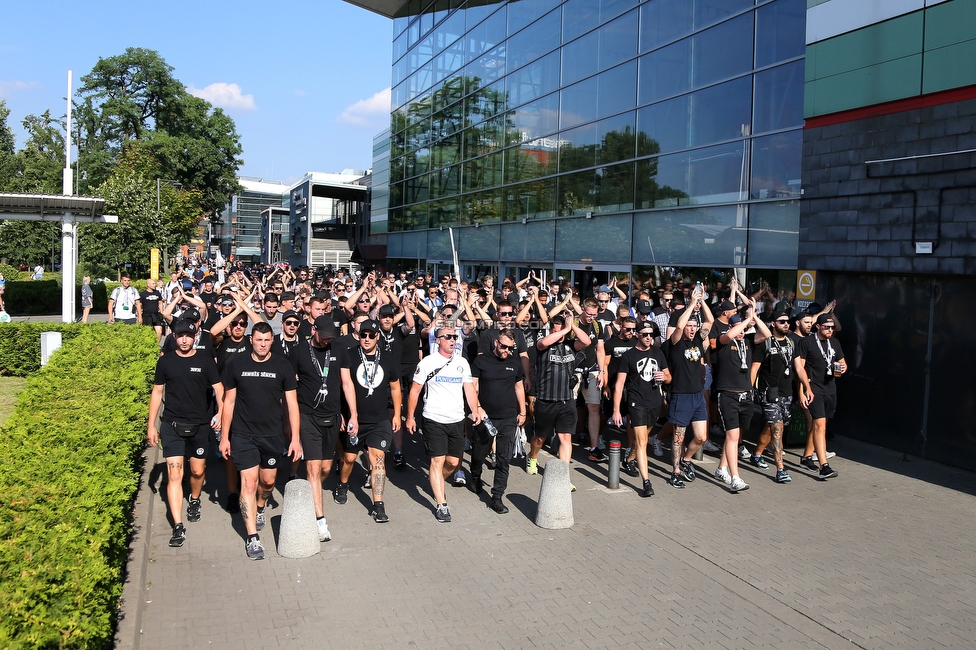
[115,444,160,650]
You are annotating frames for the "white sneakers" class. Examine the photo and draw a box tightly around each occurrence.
[317,518,331,542]
[714,466,732,485]
[729,476,750,493]
[651,438,664,457]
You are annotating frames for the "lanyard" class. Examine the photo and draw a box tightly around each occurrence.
[770,336,793,376]
[731,339,748,371]
[358,347,381,397]
[308,341,332,408]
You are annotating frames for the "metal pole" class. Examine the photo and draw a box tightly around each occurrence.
[608,441,621,489]
[907,279,937,462]
[62,70,73,196]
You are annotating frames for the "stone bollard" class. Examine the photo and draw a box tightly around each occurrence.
[607,440,621,489]
[276,479,320,558]
[535,459,574,529]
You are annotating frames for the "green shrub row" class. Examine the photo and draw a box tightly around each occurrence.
[2,279,154,316]
[0,323,89,376]
[0,324,158,649]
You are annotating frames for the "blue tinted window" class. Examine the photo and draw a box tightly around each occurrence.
[754,60,804,133]
[691,13,753,88]
[637,141,747,208]
[637,94,691,155]
[747,201,799,267]
[632,205,746,266]
[560,61,637,130]
[500,219,556,260]
[506,51,560,108]
[508,92,560,145]
[639,0,693,52]
[562,9,639,86]
[507,8,561,72]
[502,179,558,220]
[508,0,561,35]
[751,130,802,200]
[756,0,805,68]
[689,76,752,147]
[563,0,638,42]
[560,111,636,172]
[638,39,692,105]
[556,213,633,261]
[558,162,635,216]
[458,223,500,259]
[506,140,559,183]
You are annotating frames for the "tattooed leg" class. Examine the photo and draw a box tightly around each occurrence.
[370,449,386,502]
[165,458,185,525]
[672,426,686,474]
[771,422,785,470]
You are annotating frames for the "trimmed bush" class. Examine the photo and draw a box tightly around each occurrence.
[0,324,158,648]
[0,323,88,376]
[1,280,61,315]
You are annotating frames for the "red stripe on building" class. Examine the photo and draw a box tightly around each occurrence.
[804,84,976,128]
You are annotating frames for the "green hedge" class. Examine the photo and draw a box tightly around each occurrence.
[2,280,61,315]
[0,323,88,376]
[0,324,158,648]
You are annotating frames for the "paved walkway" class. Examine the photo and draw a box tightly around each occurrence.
[116,434,976,649]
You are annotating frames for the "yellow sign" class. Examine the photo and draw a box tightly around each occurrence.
[150,248,160,281]
[797,270,816,300]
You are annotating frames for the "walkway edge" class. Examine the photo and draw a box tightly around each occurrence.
[115,445,160,650]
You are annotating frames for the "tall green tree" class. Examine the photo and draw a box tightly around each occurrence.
[76,47,242,220]
[0,100,16,190]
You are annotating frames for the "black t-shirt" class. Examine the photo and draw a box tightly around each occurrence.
[153,350,221,425]
[342,347,399,423]
[199,291,219,329]
[518,323,542,369]
[222,353,298,437]
[569,320,602,369]
[139,290,163,315]
[604,334,637,382]
[291,340,344,416]
[669,307,703,329]
[396,322,421,370]
[272,334,301,360]
[215,336,251,374]
[471,351,524,419]
[755,335,796,395]
[712,336,754,392]
[796,335,844,394]
[595,309,615,333]
[162,330,215,359]
[378,327,403,365]
[617,346,669,409]
[663,332,706,394]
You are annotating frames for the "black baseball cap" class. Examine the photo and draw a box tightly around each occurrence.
[313,315,337,337]
[172,319,197,336]
[378,304,397,317]
[636,299,653,315]
[359,319,381,334]
[280,310,301,323]
[717,300,736,312]
[182,307,201,322]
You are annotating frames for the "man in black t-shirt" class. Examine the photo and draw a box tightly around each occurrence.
[147,320,224,548]
[339,319,402,524]
[139,278,165,342]
[663,286,714,488]
[750,311,796,483]
[569,298,607,462]
[291,315,343,541]
[272,310,302,359]
[471,329,526,513]
[213,313,250,512]
[711,306,768,493]
[612,320,670,497]
[794,314,845,480]
[198,279,219,331]
[220,322,301,560]
[602,317,638,465]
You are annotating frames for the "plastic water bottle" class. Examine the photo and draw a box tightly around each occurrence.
[348,425,359,447]
[483,417,498,437]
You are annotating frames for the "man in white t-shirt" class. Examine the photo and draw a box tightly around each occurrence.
[108,273,141,324]
[405,325,482,523]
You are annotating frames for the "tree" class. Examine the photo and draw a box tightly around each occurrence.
[0,100,16,190]
[76,47,242,219]
[79,146,202,277]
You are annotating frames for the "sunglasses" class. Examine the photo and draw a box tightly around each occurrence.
[775,319,790,324]
[231,321,247,327]
[357,298,370,303]
[820,325,835,330]
[497,311,513,316]
[598,300,609,304]
[623,328,636,332]
[497,343,514,350]
[360,331,379,339]
[284,320,301,326]
[638,331,655,337]
[438,334,458,340]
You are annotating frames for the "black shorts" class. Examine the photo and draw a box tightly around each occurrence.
[231,432,283,471]
[300,412,341,461]
[342,419,394,453]
[144,312,164,327]
[534,400,577,440]
[422,420,465,458]
[717,391,754,432]
[628,404,660,429]
[808,392,837,420]
[159,420,211,460]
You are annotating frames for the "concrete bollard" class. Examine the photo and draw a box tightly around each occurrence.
[607,441,621,489]
[276,479,321,558]
[535,459,574,529]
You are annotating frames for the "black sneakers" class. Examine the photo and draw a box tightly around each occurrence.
[668,473,686,489]
[169,523,186,547]
[466,476,484,495]
[333,482,349,505]
[393,450,406,469]
[800,455,820,472]
[818,464,838,480]
[641,480,655,498]
[679,460,697,482]
[621,459,639,477]
[588,448,607,462]
[371,501,389,523]
[435,503,452,523]
[488,497,509,514]
[186,497,201,522]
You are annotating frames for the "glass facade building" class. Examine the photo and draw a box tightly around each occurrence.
[382,0,806,283]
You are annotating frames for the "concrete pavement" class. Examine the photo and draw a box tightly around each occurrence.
[116,434,976,649]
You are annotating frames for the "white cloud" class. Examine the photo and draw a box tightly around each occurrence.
[337,87,391,126]
[293,88,307,97]
[186,82,256,112]
[0,79,41,98]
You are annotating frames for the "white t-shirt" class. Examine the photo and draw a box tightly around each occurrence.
[413,352,472,424]
[110,285,140,319]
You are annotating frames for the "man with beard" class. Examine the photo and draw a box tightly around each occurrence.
[794,314,845,480]
[750,311,796,483]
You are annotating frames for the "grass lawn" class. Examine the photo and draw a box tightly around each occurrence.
[0,376,26,426]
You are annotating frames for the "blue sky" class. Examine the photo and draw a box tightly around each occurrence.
[0,0,393,186]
